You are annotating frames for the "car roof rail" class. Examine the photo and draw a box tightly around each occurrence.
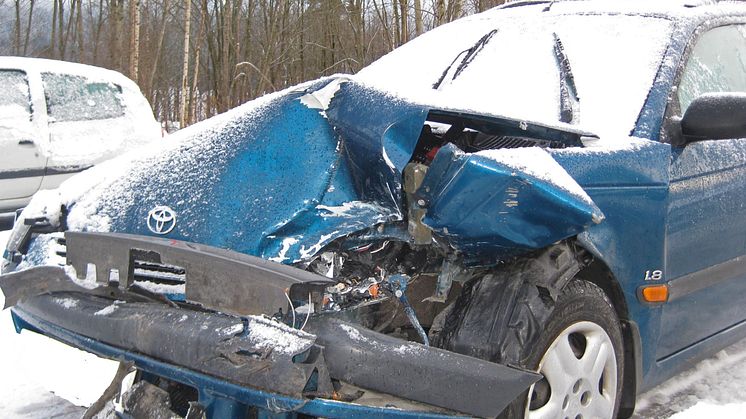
[497,0,552,10]
[496,0,729,10]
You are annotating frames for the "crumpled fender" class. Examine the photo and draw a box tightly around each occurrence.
[416,144,604,264]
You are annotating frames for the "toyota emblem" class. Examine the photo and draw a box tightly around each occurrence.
[147,205,177,235]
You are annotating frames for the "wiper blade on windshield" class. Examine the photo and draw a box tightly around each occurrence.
[552,32,580,124]
[433,29,498,90]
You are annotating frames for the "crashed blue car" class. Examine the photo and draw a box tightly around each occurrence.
[4,1,746,418]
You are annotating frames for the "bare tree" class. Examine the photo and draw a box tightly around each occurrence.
[178,0,191,127]
[414,0,423,36]
[129,0,141,81]
[22,0,34,55]
[13,0,21,54]
[3,0,505,126]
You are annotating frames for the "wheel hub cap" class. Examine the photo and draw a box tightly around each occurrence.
[526,321,617,419]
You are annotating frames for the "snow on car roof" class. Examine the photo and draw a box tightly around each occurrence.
[0,56,140,92]
[496,0,746,17]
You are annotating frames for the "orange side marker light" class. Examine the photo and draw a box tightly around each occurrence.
[641,284,669,303]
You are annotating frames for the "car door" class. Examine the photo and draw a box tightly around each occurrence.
[0,69,47,206]
[658,23,746,359]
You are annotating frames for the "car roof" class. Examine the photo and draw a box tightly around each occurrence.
[0,56,138,90]
[492,0,746,22]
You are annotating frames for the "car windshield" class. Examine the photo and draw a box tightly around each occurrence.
[357,10,673,139]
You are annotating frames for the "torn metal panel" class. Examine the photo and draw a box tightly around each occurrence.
[416,143,604,263]
[257,81,430,263]
[325,82,429,209]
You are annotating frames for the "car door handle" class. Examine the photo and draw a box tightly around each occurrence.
[18,139,35,146]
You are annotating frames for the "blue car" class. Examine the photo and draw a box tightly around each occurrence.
[3,1,746,418]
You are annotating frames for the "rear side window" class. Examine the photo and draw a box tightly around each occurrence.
[0,70,32,121]
[678,25,746,113]
[41,72,125,122]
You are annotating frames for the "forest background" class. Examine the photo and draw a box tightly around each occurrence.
[1,0,510,127]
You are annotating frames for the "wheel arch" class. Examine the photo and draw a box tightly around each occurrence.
[435,240,641,418]
[574,242,642,419]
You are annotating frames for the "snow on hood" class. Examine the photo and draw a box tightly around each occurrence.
[17,78,428,265]
[24,78,332,228]
[16,15,669,267]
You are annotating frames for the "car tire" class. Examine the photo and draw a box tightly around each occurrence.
[499,279,624,419]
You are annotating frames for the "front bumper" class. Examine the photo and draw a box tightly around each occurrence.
[11,305,454,418]
[1,233,540,418]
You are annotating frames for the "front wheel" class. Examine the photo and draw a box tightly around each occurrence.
[522,280,624,419]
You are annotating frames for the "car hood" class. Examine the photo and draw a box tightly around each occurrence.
[10,77,603,267]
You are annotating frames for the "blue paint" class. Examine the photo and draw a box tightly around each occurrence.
[418,144,603,264]
[68,80,427,265]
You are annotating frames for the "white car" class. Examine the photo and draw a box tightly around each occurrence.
[0,57,161,225]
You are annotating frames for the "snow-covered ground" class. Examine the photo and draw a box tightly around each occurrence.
[1,228,746,418]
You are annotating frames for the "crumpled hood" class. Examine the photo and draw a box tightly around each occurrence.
[40,78,427,264]
[13,76,605,268]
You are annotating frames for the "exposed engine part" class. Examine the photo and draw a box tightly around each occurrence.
[424,258,472,303]
[321,277,383,312]
[304,239,441,309]
[410,120,567,166]
[298,238,466,341]
[410,124,446,164]
[403,162,433,246]
[387,274,429,346]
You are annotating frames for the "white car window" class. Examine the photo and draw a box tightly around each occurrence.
[41,72,125,122]
[678,25,746,113]
[0,70,32,123]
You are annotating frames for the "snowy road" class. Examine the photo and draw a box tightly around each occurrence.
[1,229,745,418]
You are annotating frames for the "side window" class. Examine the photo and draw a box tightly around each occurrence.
[678,25,746,113]
[41,72,125,122]
[0,70,32,122]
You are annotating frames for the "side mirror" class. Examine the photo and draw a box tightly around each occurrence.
[677,92,746,146]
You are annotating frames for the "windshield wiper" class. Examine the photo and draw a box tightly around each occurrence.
[433,29,498,90]
[552,32,580,124]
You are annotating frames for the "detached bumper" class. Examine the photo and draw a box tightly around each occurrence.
[1,233,540,418]
[11,304,453,419]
